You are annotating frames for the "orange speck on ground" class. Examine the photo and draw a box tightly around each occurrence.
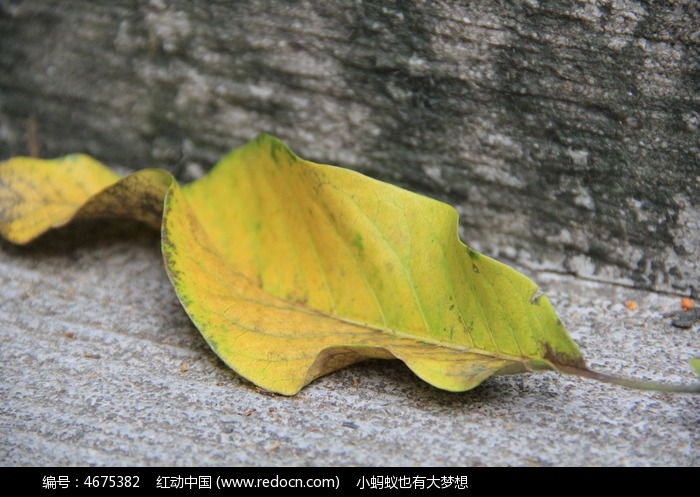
[624,301,638,311]
[681,298,695,311]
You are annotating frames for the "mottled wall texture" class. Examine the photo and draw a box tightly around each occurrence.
[0,0,697,293]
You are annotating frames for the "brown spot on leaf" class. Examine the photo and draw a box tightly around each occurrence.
[541,343,586,369]
[530,288,543,305]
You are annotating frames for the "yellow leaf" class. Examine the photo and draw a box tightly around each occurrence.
[0,154,118,243]
[0,154,171,243]
[166,136,585,394]
[1,135,698,395]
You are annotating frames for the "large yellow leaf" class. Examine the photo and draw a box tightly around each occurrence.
[1,135,697,395]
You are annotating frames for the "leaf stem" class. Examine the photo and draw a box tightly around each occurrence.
[555,364,700,394]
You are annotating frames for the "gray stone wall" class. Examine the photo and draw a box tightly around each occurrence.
[1,0,697,293]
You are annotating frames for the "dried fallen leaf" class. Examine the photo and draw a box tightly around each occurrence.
[180,361,190,373]
[1,135,698,395]
[265,441,281,453]
[268,407,283,424]
[254,387,278,397]
[667,307,700,330]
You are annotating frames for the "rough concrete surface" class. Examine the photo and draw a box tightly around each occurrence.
[0,221,697,467]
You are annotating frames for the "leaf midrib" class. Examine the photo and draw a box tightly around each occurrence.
[183,234,544,369]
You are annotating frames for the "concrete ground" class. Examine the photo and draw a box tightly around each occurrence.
[1,221,697,466]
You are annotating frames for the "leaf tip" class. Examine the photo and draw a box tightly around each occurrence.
[253,133,298,162]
